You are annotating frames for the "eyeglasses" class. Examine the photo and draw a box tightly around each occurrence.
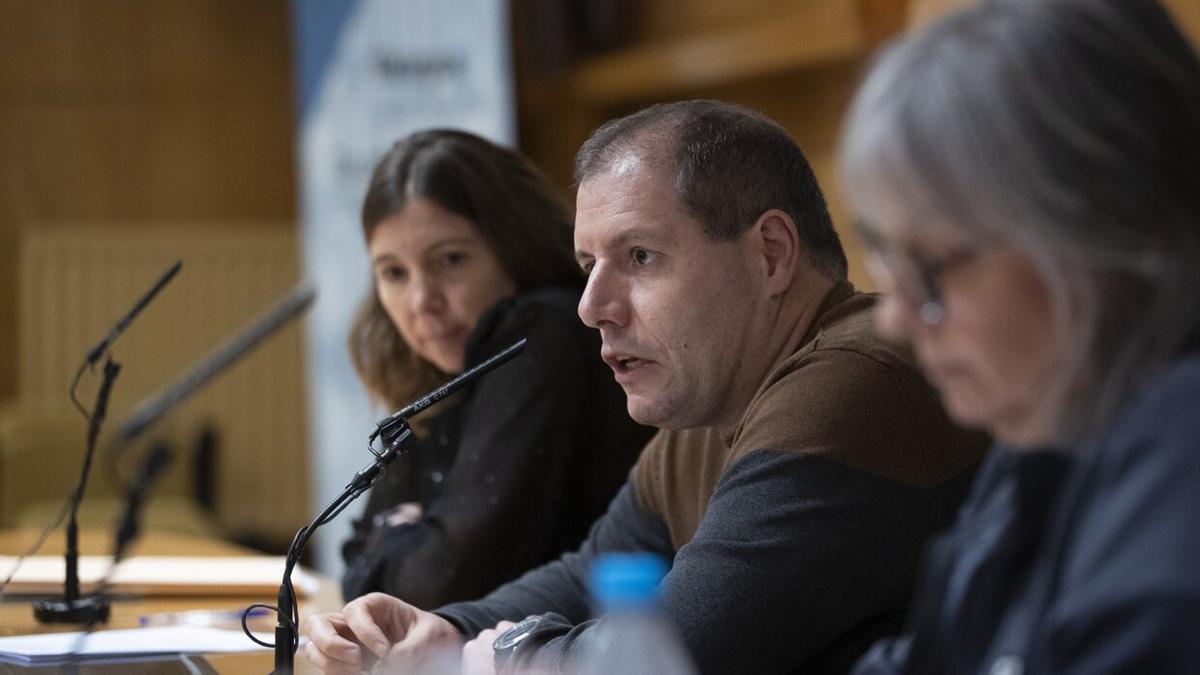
[855,221,990,326]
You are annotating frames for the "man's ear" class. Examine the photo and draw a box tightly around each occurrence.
[752,209,800,296]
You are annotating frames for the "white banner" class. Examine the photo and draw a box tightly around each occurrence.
[292,0,515,575]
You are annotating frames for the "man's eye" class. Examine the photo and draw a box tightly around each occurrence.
[631,248,655,267]
[442,251,466,267]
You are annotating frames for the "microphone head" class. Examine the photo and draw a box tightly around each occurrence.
[379,337,527,426]
[139,444,174,485]
[116,282,315,442]
[83,259,183,366]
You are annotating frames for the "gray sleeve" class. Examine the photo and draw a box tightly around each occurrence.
[658,451,944,673]
[433,480,672,637]
[485,451,960,674]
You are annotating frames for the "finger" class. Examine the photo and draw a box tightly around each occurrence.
[460,630,498,675]
[305,614,366,666]
[383,618,460,671]
[303,640,363,675]
[343,598,397,659]
[493,621,516,632]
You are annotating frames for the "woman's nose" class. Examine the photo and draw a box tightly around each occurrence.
[874,291,915,342]
[409,274,445,315]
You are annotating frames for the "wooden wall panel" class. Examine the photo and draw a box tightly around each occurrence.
[517,0,1200,294]
[0,0,300,546]
[15,226,309,543]
[0,0,297,403]
[633,0,820,42]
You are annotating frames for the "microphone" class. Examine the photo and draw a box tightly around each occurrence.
[34,261,181,624]
[263,338,527,674]
[55,273,305,638]
[69,260,181,420]
[373,338,528,448]
[112,444,174,563]
[62,443,175,660]
[117,283,316,442]
[83,260,182,367]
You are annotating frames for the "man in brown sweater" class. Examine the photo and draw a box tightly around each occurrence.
[304,100,988,674]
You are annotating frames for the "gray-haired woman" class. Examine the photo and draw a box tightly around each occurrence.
[840,0,1200,672]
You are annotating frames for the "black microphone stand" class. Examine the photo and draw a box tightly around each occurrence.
[112,443,175,563]
[62,442,176,665]
[30,260,180,623]
[33,357,120,624]
[263,338,527,673]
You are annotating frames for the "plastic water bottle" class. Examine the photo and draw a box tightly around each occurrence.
[575,552,698,675]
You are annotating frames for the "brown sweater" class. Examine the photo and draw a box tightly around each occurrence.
[634,282,984,549]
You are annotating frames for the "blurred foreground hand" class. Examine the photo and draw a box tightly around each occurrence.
[303,592,463,674]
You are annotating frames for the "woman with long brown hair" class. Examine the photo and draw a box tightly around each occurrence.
[341,129,651,608]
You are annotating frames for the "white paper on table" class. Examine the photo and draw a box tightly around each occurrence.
[0,625,275,664]
[0,555,319,596]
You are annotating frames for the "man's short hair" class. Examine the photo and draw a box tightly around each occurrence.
[575,100,848,281]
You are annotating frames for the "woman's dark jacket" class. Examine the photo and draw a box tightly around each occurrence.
[856,351,1200,674]
[341,287,653,608]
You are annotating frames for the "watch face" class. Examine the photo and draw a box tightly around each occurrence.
[492,615,543,651]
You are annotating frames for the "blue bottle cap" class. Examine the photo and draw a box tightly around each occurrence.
[589,553,669,608]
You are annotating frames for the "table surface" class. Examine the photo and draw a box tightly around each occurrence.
[0,528,339,674]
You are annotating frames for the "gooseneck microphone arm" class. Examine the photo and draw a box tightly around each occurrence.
[64,443,176,662]
[69,260,181,418]
[83,261,182,367]
[370,337,529,460]
[34,261,180,624]
[261,338,527,674]
[41,282,314,638]
[112,443,174,562]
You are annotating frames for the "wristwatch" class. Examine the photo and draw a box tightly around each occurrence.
[492,614,548,672]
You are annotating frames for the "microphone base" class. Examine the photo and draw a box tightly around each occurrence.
[32,595,111,624]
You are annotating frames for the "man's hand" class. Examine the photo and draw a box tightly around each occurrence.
[460,621,515,675]
[303,592,463,674]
